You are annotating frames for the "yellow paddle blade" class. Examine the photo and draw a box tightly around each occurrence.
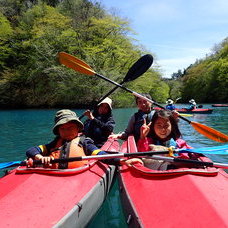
[59,52,93,70]
[191,121,228,143]
[179,113,193,117]
[176,111,193,117]
[58,52,95,76]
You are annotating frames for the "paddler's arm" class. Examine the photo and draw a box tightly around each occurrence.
[81,137,122,165]
[26,146,53,166]
[92,116,115,132]
[25,139,57,166]
[122,158,144,167]
[84,110,115,132]
[109,114,135,140]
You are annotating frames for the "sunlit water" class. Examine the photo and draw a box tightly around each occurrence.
[0,105,227,227]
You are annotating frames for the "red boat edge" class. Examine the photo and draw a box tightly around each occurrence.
[118,136,228,228]
[175,108,213,114]
[212,104,228,107]
[154,107,213,114]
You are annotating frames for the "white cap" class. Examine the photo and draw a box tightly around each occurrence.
[166,99,174,104]
[189,99,196,105]
[98,97,112,110]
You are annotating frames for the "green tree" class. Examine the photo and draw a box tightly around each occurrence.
[0,13,13,71]
[181,37,228,103]
[0,0,168,108]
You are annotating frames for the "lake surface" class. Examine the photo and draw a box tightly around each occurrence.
[0,105,228,227]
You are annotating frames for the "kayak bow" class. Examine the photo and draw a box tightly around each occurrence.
[118,136,228,228]
[0,139,119,228]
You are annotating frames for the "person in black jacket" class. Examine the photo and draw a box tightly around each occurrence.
[109,94,154,143]
[83,97,115,147]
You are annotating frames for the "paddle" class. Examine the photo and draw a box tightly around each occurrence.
[1,144,228,170]
[72,52,154,120]
[151,155,228,169]
[179,113,193,117]
[175,97,181,103]
[58,53,228,143]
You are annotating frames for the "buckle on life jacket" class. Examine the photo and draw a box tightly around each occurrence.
[168,146,175,157]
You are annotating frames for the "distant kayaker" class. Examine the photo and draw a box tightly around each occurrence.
[187,99,197,110]
[125,109,192,170]
[165,99,175,110]
[109,93,155,143]
[26,109,121,168]
[83,97,115,147]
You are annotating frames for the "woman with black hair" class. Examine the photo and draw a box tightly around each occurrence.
[124,109,192,170]
[137,109,189,151]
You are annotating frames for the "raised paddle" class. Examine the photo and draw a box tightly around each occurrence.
[58,53,228,143]
[1,144,228,170]
[64,52,153,119]
[175,97,181,103]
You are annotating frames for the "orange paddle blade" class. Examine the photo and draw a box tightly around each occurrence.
[191,121,228,143]
[58,52,95,76]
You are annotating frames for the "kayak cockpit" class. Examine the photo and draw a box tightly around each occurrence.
[121,136,219,177]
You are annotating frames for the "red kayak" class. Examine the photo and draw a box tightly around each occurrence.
[0,139,119,228]
[154,107,213,114]
[119,136,228,227]
[212,104,228,107]
[175,108,213,114]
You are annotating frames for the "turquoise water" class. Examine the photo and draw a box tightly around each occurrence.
[0,105,228,227]
[87,173,128,228]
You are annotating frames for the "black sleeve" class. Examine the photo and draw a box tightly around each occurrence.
[79,136,120,165]
[79,136,98,156]
[91,116,115,132]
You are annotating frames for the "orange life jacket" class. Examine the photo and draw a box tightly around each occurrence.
[50,137,88,169]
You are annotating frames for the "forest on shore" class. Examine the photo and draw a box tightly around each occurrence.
[0,0,227,108]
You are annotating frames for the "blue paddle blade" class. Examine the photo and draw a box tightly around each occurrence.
[0,161,22,169]
[180,145,228,155]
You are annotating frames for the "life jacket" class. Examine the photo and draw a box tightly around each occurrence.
[50,137,88,169]
[175,138,192,149]
[137,137,190,153]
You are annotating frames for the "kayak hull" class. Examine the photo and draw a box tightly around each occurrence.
[119,136,228,228]
[154,107,213,114]
[212,104,228,107]
[0,139,119,228]
[175,108,213,114]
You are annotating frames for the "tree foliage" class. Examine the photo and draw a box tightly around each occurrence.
[0,13,13,70]
[180,38,228,103]
[0,0,167,108]
[0,0,227,108]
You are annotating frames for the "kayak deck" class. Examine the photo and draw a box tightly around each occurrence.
[119,136,228,228]
[0,139,119,228]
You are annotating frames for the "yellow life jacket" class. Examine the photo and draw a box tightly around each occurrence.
[50,137,88,169]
